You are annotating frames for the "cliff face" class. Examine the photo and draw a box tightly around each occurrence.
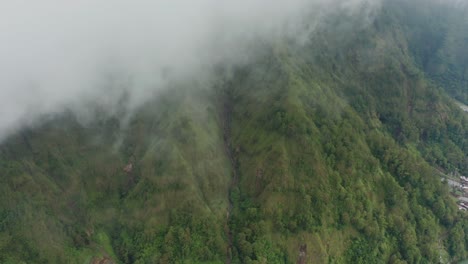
[0,1,467,263]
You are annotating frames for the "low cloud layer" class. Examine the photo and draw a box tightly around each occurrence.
[0,0,380,141]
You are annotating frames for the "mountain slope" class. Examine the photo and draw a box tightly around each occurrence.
[0,1,467,263]
[387,0,468,104]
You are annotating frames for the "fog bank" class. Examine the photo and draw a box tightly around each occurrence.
[0,0,381,141]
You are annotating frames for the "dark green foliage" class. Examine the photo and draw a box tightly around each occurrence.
[345,238,379,264]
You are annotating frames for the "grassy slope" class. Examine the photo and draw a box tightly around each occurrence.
[0,2,467,263]
[226,9,467,263]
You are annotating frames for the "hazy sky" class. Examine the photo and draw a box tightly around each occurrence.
[0,0,381,141]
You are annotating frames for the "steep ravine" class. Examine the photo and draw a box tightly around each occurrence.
[220,88,239,264]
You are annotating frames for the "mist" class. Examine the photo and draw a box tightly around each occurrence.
[0,0,381,142]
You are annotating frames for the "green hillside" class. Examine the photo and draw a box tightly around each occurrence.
[0,1,467,263]
[388,0,468,104]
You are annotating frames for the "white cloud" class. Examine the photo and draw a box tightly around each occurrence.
[0,0,381,141]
